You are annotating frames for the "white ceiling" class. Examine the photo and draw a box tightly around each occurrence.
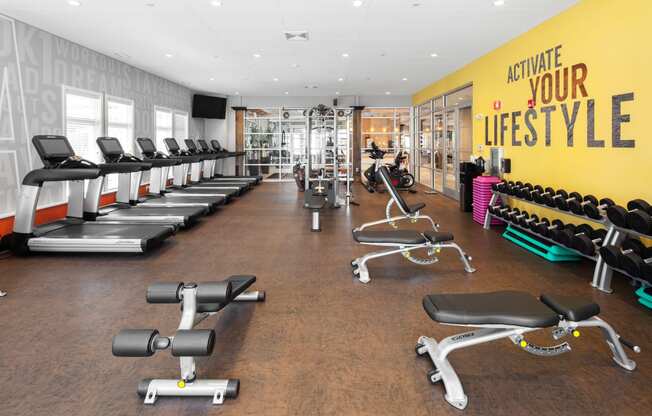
[1,0,578,97]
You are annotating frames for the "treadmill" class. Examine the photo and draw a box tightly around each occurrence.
[135,138,237,202]
[209,139,262,184]
[163,138,248,195]
[183,139,252,191]
[100,137,224,213]
[10,135,175,255]
[82,137,208,228]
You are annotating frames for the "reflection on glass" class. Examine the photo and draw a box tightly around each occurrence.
[445,110,457,192]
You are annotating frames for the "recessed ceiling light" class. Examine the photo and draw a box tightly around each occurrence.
[402,77,408,81]
[209,77,215,81]
[341,53,350,58]
[164,53,173,58]
[253,53,261,58]
[335,91,340,95]
[284,91,289,95]
[385,91,391,95]
[273,77,279,82]
[493,0,505,6]
[430,52,438,58]
[352,0,363,7]
[338,77,344,82]
[234,91,240,95]
[210,0,222,6]
[68,0,81,6]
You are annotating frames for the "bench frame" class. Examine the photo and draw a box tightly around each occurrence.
[352,239,475,283]
[138,280,264,405]
[416,316,637,410]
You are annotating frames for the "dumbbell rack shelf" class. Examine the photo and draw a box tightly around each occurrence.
[484,212,598,262]
[484,190,651,294]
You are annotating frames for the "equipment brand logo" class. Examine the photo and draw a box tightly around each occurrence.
[484,44,635,149]
[452,332,475,341]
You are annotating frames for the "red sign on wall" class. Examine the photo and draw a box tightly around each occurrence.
[493,100,501,110]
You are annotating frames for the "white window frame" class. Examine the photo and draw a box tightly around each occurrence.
[173,110,189,145]
[154,105,174,152]
[62,85,104,163]
[104,95,135,191]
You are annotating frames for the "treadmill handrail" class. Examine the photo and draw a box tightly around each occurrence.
[23,168,100,186]
[98,162,152,175]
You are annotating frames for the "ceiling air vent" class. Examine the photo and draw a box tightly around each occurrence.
[284,31,309,41]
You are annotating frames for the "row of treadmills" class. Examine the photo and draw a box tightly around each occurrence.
[8,135,262,255]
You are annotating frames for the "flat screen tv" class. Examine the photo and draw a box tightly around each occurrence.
[192,94,227,119]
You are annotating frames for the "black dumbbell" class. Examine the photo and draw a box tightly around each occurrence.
[519,213,539,228]
[556,224,594,247]
[599,239,646,269]
[552,190,583,211]
[571,228,608,256]
[505,181,525,196]
[511,210,529,224]
[529,216,549,232]
[620,245,652,279]
[515,183,533,198]
[492,180,507,193]
[514,183,534,199]
[531,186,556,205]
[569,195,615,219]
[607,199,652,232]
[625,199,652,235]
[487,204,509,215]
[543,189,564,207]
[501,207,520,220]
[536,219,565,238]
[550,223,577,242]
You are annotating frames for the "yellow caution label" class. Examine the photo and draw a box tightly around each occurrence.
[520,340,527,348]
[572,330,580,338]
[177,380,186,388]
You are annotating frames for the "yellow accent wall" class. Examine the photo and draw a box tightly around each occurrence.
[413,0,651,216]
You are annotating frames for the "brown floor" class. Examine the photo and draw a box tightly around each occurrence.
[1,182,651,416]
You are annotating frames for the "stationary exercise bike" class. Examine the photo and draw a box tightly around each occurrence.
[363,142,415,193]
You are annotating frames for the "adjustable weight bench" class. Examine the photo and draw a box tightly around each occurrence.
[113,275,265,405]
[415,290,640,410]
[305,193,327,232]
[351,166,475,283]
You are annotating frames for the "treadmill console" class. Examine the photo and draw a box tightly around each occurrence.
[97,137,125,162]
[163,138,183,155]
[197,140,211,152]
[136,138,158,158]
[32,135,76,167]
[184,139,199,153]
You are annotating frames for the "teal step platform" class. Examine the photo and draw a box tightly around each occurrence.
[635,286,652,309]
[502,225,581,262]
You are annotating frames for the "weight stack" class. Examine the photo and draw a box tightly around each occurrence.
[473,176,503,226]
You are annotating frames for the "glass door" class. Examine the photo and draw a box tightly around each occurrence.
[443,109,458,198]
[433,111,444,192]
[417,102,433,188]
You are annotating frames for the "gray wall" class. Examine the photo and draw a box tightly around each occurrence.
[0,14,202,217]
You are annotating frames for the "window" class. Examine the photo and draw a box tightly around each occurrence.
[105,96,135,190]
[173,112,189,143]
[64,87,103,163]
[155,107,173,152]
[107,97,135,153]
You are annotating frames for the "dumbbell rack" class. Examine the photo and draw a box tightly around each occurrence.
[484,191,651,293]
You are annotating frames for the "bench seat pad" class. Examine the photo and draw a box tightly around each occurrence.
[353,230,453,245]
[540,294,600,322]
[423,291,560,328]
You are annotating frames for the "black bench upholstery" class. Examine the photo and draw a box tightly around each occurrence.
[540,294,600,322]
[423,291,560,328]
[196,275,257,313]
[305,194,327,210]
[408,202,426,214]
[353,230,453,245]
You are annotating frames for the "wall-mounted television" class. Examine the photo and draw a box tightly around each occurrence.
[192,94,227,119]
